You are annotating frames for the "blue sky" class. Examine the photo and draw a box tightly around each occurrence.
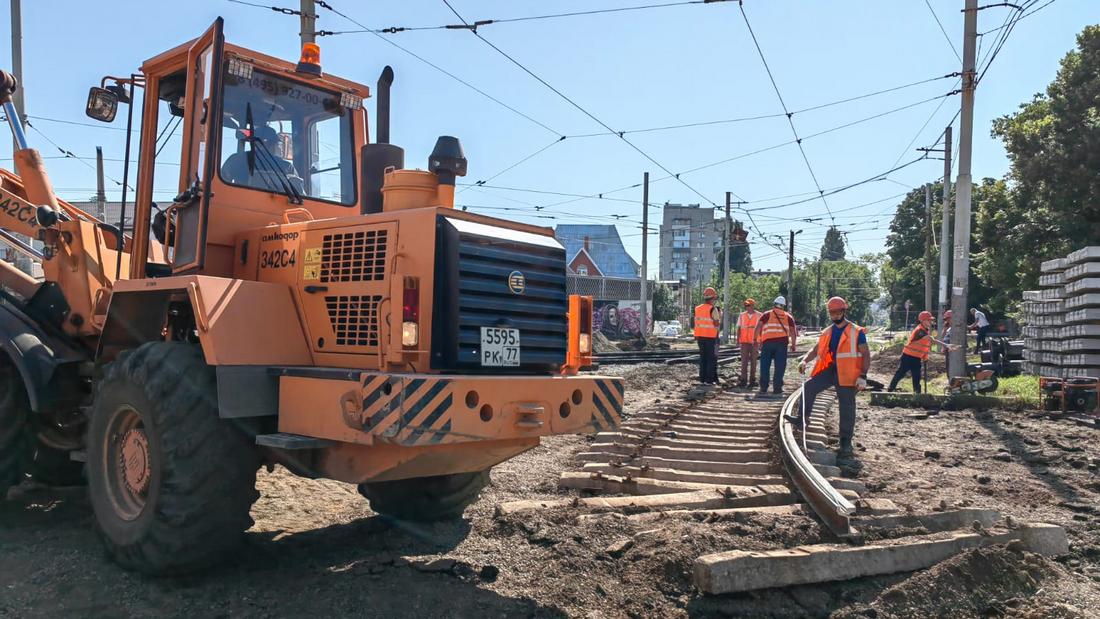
[0,1,1092,273]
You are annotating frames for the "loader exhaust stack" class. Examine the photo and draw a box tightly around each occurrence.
[361,65,403,214]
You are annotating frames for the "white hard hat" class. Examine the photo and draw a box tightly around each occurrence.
[773,295,786,306]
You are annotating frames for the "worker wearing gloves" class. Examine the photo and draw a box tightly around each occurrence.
[692,287,722,385]
[792,297,871,460]
[753,295,797,395]
[736,299,761,388]
[888,311,957,393]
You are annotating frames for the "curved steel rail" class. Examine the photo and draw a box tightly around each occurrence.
[778,387,858,538]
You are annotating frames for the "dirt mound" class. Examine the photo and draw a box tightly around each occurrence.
[832,545,1066,619]
[491,506,828,617]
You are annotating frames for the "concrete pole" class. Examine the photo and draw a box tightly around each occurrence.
[924,183,933,312]
[949,0,979,378]
[938,126,953,341]
[722,192,731,343]
[787,230,795,313]
[815,260,822,328]
[300,0,316,47]
[95,146,106,221]
[639,172,649,341]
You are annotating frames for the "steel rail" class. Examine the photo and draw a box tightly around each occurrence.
[778,387,858,538]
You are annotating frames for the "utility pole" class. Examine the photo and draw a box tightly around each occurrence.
[815,260,823,328]
[938,126,953,341]
[722,192,731,343]
[639,172,649,341]
[924,183,933,312]
[95,146,106,221]
[949,0,978,378]
[300,0,316,47]
[787,230,796,312]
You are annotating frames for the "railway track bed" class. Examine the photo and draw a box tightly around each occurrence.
[496,384,1070,594]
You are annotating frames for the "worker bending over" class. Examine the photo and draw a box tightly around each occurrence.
[693,287,722,385]
[736,299,761,388]
[754,295,797,395]
[794,297,870,460]
[969,307,990,353]
[888,311,956,393]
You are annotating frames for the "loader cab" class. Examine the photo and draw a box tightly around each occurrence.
[114,19,370,279]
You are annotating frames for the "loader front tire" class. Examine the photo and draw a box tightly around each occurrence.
[0,358,84,495]
[358,470,490,521]
[87,342,259,575]
[0,359,31,497]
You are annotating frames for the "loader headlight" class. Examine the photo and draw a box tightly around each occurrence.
[579,333,591,355]
[402,322,419,347]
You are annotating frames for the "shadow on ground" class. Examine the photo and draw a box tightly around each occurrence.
[0,486,565,618]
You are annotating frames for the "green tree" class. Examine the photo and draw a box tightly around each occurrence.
[883,180,996,326]
[884,184,933,326]
[709,271,782,315]
[985,24,1100,311]
[820,227,846,260]
[651,282,678,321]
[716,237,753,275]
[788,258,878,326]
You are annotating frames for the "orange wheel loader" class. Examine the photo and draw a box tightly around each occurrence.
[0,19,622,574]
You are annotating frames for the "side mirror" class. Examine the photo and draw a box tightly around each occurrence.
[85,87,118,123]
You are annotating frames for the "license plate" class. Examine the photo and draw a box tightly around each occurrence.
[480,327,520,367]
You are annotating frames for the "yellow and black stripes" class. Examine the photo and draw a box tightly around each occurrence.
[360,374,455,445]
[591,377,624,431]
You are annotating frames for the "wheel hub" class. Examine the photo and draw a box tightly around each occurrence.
[119,428,151,495]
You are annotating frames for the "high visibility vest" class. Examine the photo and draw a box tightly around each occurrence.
[759,309,792,342]
[902,326,932,360]
[811,321,865,387]
[694,303,718,338]
[738,311,760,343]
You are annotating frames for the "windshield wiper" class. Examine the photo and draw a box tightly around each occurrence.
[252,138,304,205]
[244,102,304,205]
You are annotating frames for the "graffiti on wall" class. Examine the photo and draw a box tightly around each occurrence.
[595,300,651,340]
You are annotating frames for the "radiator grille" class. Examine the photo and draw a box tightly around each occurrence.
[320,230,388,283]
[325,295,383,347]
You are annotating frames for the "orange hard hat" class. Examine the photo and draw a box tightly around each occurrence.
[703,287,718,300]
[744,298,755,306]
[826,296,848,311]
[944,310,953,319]
[918,310,933,322]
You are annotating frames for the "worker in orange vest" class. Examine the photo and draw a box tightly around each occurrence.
[692,287,722,385]
[888,310,957,393]
[736,299,761,387]
[793,297,870,460]
[753,295,797,395]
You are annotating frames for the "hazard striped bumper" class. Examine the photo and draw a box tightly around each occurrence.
[352,373,624,446]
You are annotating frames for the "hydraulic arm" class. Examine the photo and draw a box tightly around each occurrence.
[0,69,129,336]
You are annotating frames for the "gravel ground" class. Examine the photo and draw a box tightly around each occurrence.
[2,355,1098,618]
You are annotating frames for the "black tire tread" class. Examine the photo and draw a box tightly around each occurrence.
[88,342,259,575]
[0,361,29,497]
[357,470,490,521]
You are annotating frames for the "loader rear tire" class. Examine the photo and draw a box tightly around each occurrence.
[358,470,490,521]
[87,342,259,575]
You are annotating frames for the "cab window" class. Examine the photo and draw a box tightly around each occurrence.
[218,66,356,205]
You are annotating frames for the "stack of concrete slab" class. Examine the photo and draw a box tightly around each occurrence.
[1022,246,1100,379]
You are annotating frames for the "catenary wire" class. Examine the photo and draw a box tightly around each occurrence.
[738,1,834,222]
[442,0,729,207]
